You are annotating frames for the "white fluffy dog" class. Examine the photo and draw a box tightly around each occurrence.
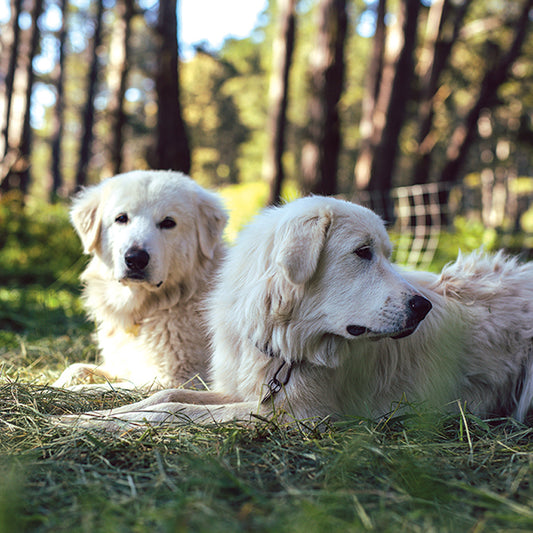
[64,196,533,427]
[54,170,227,390]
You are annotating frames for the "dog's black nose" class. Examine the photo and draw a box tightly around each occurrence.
[125,248,150,271]
[408,294,432,321]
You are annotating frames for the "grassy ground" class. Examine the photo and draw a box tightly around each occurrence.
[1,193,533,532]
[2,384,533,532]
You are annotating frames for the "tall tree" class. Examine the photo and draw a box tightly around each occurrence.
[1,0,23,159]
[264,0,297,206]
[153,0,190,173]
[353,0,386,194]
[50,0,68,201]
[1,0,44,195]
[106,0,134,176]
[300,0,347,196]
[354,0,421,219]
[75,0,105,189]
[412,0,471,185]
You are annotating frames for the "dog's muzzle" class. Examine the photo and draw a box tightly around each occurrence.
[347,294,432,340]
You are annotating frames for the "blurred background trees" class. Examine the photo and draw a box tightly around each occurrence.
[0,0,531,224]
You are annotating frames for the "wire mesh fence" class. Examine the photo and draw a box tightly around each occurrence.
[352,176,533,269]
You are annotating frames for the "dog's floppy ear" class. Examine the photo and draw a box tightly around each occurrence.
[196,189,228,259]
[275,206,332,285]
[70,184,104,254]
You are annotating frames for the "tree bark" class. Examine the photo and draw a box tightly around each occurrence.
[153,0,190,174]
[412,0,471,185]
[264,0,297,206]
[13,0,44,195]
[1,0,23,158]
[353,0,386,191]
[75,0,105,189]
[107,0,134,177]
[353,0,420,221]
[370,0,420,185]
[50,0,68,201]
[301,0,347,196]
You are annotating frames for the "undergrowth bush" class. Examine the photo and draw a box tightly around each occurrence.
[0,194,84,288]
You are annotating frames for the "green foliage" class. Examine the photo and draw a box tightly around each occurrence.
[182,52,250,187]
[424,217,498,272]
[0,287,85,335]
[425,215,533,272]
[0,195,85,288]
[219,181,269,242]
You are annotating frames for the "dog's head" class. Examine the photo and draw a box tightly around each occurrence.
[71,170,227,291]
[223,196,431,367]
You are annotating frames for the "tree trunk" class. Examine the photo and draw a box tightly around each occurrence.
[264,0,297,206]
[438,0,533,185]
[107,0,134,176]
[1,0,23,158]
[358,0,420,221]
[153,0,190,174]
[50,0,68,201]
[300,0,347,196]
[13,0,44,196]
[75,0,105,189]
[412,0,471,185]
[353,0,386,192]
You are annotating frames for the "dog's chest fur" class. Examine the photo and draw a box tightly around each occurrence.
[96,297,209,388]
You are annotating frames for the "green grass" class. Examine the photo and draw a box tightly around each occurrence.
[1,390,532,532]
[1,194,533,532]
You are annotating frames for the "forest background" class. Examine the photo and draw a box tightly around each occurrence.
[1,0,532,225]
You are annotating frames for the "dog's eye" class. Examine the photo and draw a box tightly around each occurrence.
[115,213,128,224]
[158,217,176,230]
[354,246,373,261]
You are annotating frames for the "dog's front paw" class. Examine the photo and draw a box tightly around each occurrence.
[53,363,101,388]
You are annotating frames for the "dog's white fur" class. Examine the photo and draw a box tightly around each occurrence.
[54,170,227,390]
[65,196,533,427]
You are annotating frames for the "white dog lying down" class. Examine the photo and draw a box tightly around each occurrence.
[63,196,533,427]
[54,170,227,390]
